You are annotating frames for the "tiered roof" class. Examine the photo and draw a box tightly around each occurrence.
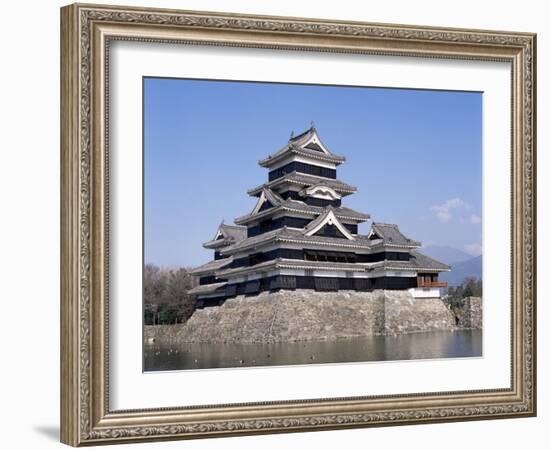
[192,126,449,296]
[188,256,233,275]
[216,258,369,278]
[248,172,357,197]
[187,281,228,296]
[235,192,370,225]
[218,223,420,256]
[202,223,247,249]
[215,250,450,279]
[258,127,346,167]
[385,250,450,272]
[368,223,421,247]
[302,207,356,240]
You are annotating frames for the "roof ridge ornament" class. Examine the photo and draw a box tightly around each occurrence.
[300,183,343,201]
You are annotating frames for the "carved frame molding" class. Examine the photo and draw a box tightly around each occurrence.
[60,3,536,446]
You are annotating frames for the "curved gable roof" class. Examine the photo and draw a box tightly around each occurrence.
[368,222,421,247]
[258,126,345,167]
[303,207,355,240]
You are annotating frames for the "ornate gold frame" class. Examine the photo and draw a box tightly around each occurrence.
[60,3,536,446]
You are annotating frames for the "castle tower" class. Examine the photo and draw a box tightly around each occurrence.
[189,126,449,307]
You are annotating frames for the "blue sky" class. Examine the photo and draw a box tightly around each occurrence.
[144,78,482,267]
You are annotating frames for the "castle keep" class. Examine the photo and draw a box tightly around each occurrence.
[189,126,449,307]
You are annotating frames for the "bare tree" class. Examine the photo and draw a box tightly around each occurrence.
[143,264,196,325]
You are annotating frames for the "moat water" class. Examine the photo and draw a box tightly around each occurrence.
[143,329,482,371]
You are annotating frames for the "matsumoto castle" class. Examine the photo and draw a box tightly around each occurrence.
[189,126,450,307]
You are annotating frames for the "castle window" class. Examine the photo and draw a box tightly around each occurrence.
[304,250,357,263]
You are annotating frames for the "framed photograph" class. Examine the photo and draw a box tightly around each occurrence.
[60,3,536,446]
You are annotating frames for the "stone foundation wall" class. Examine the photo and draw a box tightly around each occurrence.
[383,290,456,334]
[145,289,456,344]
[456,296,483,329]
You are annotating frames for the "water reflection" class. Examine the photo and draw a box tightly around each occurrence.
[144,330,482,371]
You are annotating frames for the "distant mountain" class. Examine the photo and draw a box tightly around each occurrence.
[420,245,472,265]
[440,255,483,287]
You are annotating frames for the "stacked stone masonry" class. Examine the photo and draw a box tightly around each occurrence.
[144,290,471,344]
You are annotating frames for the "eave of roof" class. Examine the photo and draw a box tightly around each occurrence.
[219,228,378,255]
[203,223,247,248]
[409,250,451,271]
[234,200,370,225]
[189,256,234,275]
[220,227,423,256]
[214,254,449,279]
[215,257,378,278]
[218,223,247,241]
[378,251,450,272]
[202,238,234,249]
[220,227,285,254]
[258,144,345,167]
[187,281,228,295]
[247,172,357,197]
[258,127,346,168]
[368,222,421,247]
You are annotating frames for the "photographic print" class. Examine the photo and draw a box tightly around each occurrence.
[143,78,483,372]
